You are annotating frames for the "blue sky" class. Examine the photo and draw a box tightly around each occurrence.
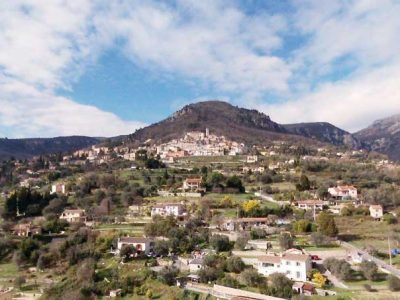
[1,0,400,137]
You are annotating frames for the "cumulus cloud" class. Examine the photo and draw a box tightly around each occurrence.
[1,0,399,137]
[0,76,145,137]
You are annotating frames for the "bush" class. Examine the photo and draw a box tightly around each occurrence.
[226,256,245,273]
[240,269,264,287]
[14,276,26,288]
[216,274,240,288]
[388,275,400,291]
[158,266,179,286]
[323,258,352,280]
[360,261,378,281]
[235,234,249,250]
[209,234,231,252]
[278,233,294,250]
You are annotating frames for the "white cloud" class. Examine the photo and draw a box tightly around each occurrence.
[1,0,400,137]
[258,59,400,133]
[95,0,291,95]
[0,76,145,138]
[253,0,400,132]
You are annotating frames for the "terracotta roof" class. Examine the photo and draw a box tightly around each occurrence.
[119,237,153,243]
[258,255,282,264]
[185,178,202,183]
[297,200,324,205]
[258,251,310,263]
[229,217,269,223]
[369,205,383,210]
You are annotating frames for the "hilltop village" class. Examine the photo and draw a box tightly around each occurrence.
[0,130,400,300]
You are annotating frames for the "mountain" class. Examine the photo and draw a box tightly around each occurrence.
[126,100,344,147]
[354,113,400,161]
[283,122,362,148]
[0,136,101,160]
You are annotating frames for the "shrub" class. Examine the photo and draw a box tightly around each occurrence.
[388,275,400,291]
[209,234,231,252]
[360,261,378,281]
[226,256,245,273]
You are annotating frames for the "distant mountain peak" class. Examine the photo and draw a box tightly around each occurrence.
[355,112,400,161]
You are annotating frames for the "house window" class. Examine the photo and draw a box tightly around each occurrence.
[296,272,301,278]
[286,270,291,275]
[296,262,301,266]
[262,263,274,267]
[286,261,290,265]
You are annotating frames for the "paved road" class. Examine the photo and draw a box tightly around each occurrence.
[340,241,400,278]
[254,192,290,206]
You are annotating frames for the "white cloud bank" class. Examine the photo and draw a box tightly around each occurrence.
[1,0,400,136]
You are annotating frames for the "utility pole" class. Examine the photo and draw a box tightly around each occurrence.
[388,234,392,266]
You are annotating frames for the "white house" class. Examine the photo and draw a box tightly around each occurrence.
[117,237,154,255]
[369,205,383,220]
[257,249,312,282]
[59,209,86,223]
[246,155,258,163]
[123,152,136,161]
[51,183,66,194]
[222,217,270,231]
[151,203,185,218]
[328,185,358,199]
[188,257,204,273]
[296,200,324,211]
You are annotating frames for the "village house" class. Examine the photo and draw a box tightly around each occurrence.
[328,185,358,200]
[51,183,66,194]
[369,205,383,220]
[296,200,324,211]
[151,203,185,218]
[117,237,154,255]
[123,152,136,161]
[292,282,316,296]
[246,155,258,163]
[242,166,265,174]
[12,223,41,237]
[222,217,271,231]
[188,257,204,273]
[257,249,312,282]
[183,177,203,191]
[59,208,87,223]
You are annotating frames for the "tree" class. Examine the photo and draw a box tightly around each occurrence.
[293,219,312,233]
[235,234,249,250]
[312,272,327,288]
[240,269,264,287]
[316,212,338,237]
[296,174,310,191]
[209,234,231,252]
[278,233,294,250]
[220,195,234,208]
[388,275,400,291]
[158,266,179,285]
[226,256,245,273]
[242,200,261,214]
[120,244,136,261]
[310,232,331,247]
[360,261,378,281]
[324,258,352,281]
[268,273,293,298]
[226,176,245,193]
[153,240,170,257]
[217,274,240,288]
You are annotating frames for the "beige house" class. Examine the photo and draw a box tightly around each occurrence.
[369,205,383,220]
[51,183,66,194]
[328,185,358,199]
[60,208,87,223]
[222,217,271,231]
[296,200,324,210]
[183,178,202,191]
